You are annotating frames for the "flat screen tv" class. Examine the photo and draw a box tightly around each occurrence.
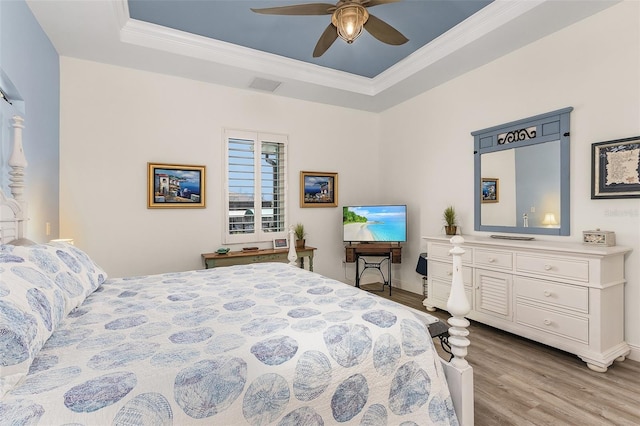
[343,204,407,243]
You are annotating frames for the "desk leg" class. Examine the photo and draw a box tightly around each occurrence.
[388,256,392,296]
[309,255,313,272]
[355,256,360,288]
[300,257,305,270]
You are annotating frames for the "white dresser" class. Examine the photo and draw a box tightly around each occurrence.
[423,235,632,372]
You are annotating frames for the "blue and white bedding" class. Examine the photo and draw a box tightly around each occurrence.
[1,248,458,425]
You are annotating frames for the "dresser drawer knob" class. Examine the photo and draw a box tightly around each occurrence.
[544,264,552,271]
[543,290,551,297]
[543,319,552,326]
[488,258,496,263]
[446,271,452,276]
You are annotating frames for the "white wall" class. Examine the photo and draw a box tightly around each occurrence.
[380,1,640,357]
[60,57,380,281]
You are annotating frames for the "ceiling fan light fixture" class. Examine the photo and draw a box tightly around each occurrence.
[331,4,369,44]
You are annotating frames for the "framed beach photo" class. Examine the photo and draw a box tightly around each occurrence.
[300,171,338,207]
[273,238,288,249]
[591,136,640,199]
[148,163,206,208]
[481,178,499,203]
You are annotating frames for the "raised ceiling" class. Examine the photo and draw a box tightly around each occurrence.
[26,0,618,112]
[127,0,493,79]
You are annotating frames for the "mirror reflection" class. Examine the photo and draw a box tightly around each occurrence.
[481,140,561,228]
[472,107,572,236]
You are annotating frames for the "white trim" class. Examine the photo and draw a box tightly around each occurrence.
[222,129,288,245]
[116,0,546,97]
[627,343,640,362]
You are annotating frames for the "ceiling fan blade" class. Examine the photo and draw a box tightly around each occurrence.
[365,0,402,8]
[251,3,334,16]
[313,24,339,57]
[364,13,408,45]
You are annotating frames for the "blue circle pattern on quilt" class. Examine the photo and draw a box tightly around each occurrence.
[0,261,459,425]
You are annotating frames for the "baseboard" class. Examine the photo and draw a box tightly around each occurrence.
[627,343,640,362]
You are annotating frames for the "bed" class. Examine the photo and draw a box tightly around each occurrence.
[0,115,474,425]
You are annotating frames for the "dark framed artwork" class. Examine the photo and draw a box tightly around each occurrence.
[591,136,640,199]
[148,163,206,208]
[481,178,499,203]
[300,171,338,207]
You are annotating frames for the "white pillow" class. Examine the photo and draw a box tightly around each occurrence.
[0,243,107,397]
[9,242,108,314]
[0,247,66,398]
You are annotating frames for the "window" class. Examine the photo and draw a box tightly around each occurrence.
[224,129,288,244]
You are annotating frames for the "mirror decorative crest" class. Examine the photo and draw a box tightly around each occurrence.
[472,107,572,236]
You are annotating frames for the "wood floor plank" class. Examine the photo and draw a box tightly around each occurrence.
[362,284,640,426]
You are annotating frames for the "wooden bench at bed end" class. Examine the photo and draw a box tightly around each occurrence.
[442,236,474,426]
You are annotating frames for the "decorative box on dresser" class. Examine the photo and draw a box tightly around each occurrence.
[423,235,632,372]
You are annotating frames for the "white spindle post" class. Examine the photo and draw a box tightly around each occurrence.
[447,236,471,369]
[287,225,298,265]
[9,115,27,202]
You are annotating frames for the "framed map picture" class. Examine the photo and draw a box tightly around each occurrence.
[591,136,640,199]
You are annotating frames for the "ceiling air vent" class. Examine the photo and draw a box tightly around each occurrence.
[249,78,281,93]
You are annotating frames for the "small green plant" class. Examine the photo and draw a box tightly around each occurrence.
[294,223,307,240]
[443,206,457,226]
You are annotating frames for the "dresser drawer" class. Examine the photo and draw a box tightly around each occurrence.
[516,254,589,282]
[429,243,473,263]
[432,278,473,305]
[514,277,588,313]
[430,261,473,285]
[516,303,588,343]
[475,249,513,270]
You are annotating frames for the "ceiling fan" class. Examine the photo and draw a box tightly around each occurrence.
[251,0,409,57]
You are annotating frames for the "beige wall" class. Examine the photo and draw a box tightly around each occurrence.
[61,2,639,358]
[380,1,640,358]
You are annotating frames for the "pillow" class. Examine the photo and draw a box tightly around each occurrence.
[9,242,108,315]
[0,247,66,398]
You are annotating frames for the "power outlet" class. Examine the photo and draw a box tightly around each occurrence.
[530,206,536,213]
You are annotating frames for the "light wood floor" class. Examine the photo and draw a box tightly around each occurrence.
[361,284,640,426]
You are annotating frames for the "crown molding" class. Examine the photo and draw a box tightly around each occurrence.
[115,0,547,97]
[118,16,374,95]
[373,0,544,91]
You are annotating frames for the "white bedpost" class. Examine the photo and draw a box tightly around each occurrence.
[287,225,298,266]
[8,115,27,237]
[445,235,474,425]
[9,116,27,201]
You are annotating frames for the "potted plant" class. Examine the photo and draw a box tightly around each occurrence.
[443,206,457,236]
[294,223,307,248]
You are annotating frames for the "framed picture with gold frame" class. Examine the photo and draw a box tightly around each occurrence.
[147,163,206,208]
[300,171,338,207]
[481,178,499,203]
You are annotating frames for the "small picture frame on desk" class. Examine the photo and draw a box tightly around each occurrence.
[273,238,288,249]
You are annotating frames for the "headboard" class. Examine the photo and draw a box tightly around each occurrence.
[0,115,27,243]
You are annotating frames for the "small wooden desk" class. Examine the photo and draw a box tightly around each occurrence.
[202,246,316,271]
[345,243,402,296]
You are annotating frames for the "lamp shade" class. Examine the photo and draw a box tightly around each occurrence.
[542,213,558,226]
[332,5,369,43]
[50,238,74,245]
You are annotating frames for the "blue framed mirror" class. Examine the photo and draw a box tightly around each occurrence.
[472,107,572,236]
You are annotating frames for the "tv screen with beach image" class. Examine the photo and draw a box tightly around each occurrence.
[343,205,407,242]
